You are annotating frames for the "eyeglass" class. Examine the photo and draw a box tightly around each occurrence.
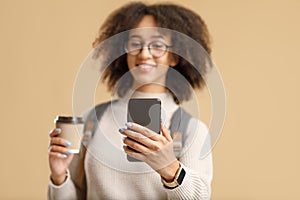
[125,40,172,58]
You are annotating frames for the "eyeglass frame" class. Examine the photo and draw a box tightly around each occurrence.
[124,40,173,58]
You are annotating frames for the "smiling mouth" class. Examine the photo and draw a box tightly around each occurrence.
[136,64,156,72]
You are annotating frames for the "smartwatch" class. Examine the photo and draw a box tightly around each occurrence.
[161,164,186,189]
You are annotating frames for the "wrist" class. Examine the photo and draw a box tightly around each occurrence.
[50,172,67,185]
[161,162,186,189]
[159,160,180,182]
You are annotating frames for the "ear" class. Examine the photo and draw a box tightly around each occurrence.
[169,54,179,67]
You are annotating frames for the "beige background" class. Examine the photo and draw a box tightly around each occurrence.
[0,0,299,199]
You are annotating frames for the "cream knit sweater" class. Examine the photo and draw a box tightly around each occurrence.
[48,92,213,200]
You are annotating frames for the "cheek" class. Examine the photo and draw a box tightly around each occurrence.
[155,51,174,66]
[126,55,135,70]
[167,53,178,67]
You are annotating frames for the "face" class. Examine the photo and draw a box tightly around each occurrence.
[126,15,177,93]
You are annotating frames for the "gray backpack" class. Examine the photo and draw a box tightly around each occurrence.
[71,100,192,199]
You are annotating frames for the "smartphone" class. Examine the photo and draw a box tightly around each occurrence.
[127,98,161,161]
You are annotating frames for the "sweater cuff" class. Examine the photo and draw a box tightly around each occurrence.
[49,169,71,189]
[163,164,211,200]
[48,169,78,200]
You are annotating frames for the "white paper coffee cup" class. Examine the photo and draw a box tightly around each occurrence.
[54,116,84,154]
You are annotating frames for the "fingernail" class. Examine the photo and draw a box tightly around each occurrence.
[62,154,67,159]
[55,128,61,133]
[119,128,124,133]
[65,141,71,146]
[125,122,132,127]
[67,150,73,155]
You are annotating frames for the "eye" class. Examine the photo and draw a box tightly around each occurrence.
[128,41,142,49]
[150,42,165,49]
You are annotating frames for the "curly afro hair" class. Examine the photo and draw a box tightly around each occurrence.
[93,2,212,104]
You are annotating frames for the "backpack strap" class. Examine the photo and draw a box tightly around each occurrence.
[169,107,192,158]
[82,100,118,145]
[70,100,118,200]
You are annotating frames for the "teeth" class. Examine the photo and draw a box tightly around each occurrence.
[138,64,154,69]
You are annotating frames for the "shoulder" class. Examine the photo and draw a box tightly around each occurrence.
[180,117,211,158]
[81,99,120,122]
[188,117,209,134]
[175,107,208,135]
[184,117,209,146]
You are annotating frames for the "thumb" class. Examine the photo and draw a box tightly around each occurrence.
[161,123,172,142]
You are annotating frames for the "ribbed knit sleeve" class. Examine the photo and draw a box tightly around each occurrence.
[48,170,78,200]
[164,118,213,200]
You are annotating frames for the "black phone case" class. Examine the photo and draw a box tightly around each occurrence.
[127,98,161,162]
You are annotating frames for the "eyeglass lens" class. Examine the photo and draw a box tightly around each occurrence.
[126,41,169,58]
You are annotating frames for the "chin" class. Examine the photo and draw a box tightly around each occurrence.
[132,74,166,87]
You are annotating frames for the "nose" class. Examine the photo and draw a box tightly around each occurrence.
[138,46,152,58]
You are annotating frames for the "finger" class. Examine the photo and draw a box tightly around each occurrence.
[161,124,172,142]
[49,151,69,159]
[50,137,71,147]
[122,128,167,151]
[125,122,161,141]
[123,137,150,154]
[49,145,73,155]
[120,128,153,147]
[123,145,146,161]
[49,128,62,138]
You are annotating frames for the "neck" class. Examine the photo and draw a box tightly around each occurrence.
[133,83,167,93]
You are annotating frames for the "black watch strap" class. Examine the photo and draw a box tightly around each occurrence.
[162,166,186,189]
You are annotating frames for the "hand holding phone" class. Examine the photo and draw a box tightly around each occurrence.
[122,113,178,173]
[126,98,161,161]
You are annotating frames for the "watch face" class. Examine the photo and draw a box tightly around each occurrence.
[176,167,186,185]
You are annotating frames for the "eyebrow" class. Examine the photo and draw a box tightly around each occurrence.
[129,35,166,40]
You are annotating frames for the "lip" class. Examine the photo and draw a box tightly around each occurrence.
[135,63,156,73]
[136,62,156,67]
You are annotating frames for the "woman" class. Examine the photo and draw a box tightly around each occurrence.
[48,2,213,199]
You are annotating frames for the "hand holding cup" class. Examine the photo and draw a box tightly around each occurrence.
[48,116,84,185]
